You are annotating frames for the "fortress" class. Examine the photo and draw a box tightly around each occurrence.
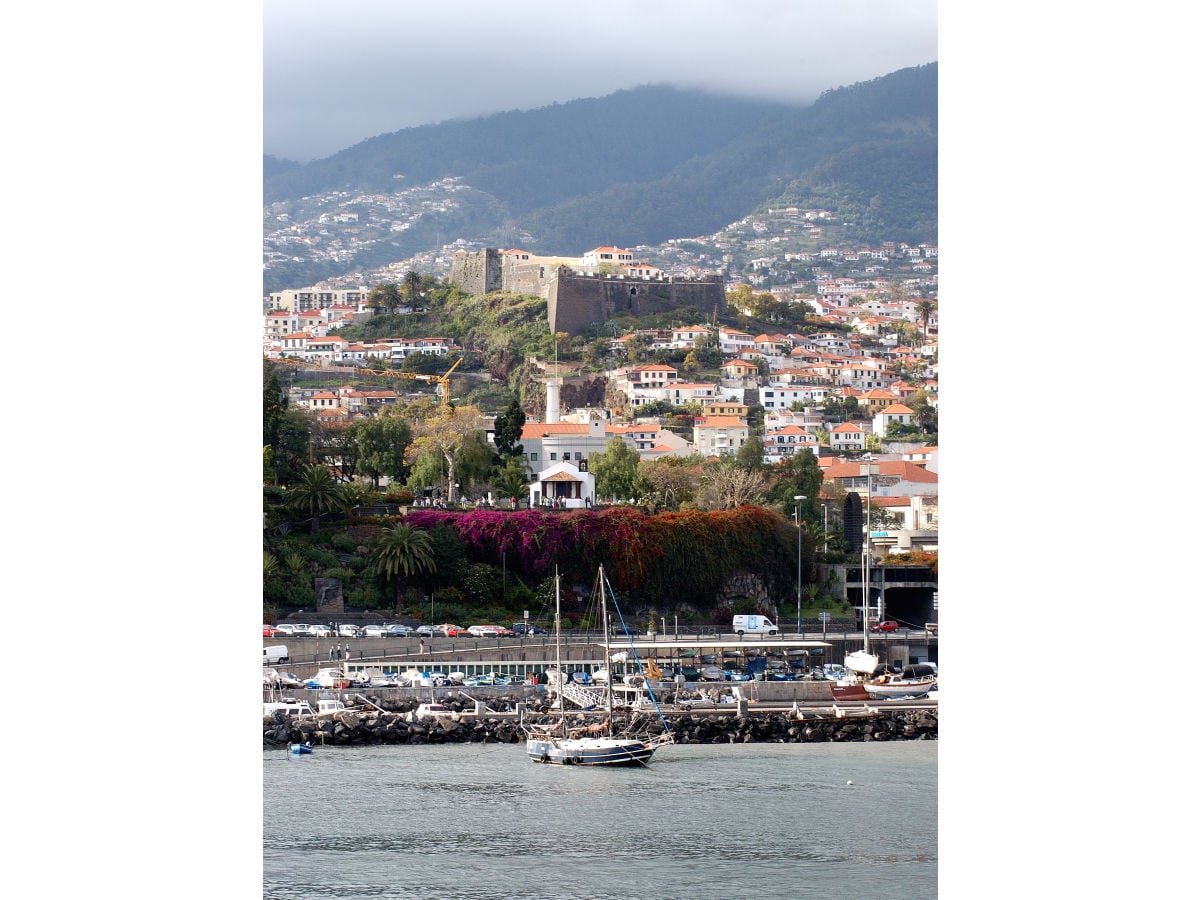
[449,247,726,336]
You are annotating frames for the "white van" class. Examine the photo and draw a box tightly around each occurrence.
[732,615,777,636]
[263,645,289,665]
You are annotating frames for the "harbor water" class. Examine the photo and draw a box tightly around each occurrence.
[263,740,937,899]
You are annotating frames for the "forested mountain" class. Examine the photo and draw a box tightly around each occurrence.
[264,63,936,283]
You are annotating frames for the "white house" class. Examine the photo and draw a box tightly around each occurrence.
[529,461,595,509]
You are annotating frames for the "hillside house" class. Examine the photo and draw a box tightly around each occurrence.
[693,415,749,458]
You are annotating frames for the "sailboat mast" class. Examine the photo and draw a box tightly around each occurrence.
[862,460,872,652]
[555,567,564,733]
[599,565,613,731]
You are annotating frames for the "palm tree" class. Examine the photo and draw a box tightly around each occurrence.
[918,300,936,342]
[286,463,348,533]
[403,269,422,306]
[369,523,436,611]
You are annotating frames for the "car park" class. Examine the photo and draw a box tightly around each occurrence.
[360,624,388,638]
[870,620,900,633]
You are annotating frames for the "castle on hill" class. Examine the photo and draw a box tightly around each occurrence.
[449,246,726,336]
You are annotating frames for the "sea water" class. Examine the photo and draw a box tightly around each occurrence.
[264,740,936,899]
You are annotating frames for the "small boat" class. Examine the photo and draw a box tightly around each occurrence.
[524,566,673,766]
[263,697,316,717]
[413,702,455,721]
[288,742,313,754]
[864,664,938,699]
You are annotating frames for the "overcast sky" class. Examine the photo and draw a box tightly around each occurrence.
[265,0,938,162]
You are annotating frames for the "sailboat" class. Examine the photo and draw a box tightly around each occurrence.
[524,566,673,766]
[845,463,880,677]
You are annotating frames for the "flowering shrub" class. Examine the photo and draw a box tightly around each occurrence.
[397,504,798,612]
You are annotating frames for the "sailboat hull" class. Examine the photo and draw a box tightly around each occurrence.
[526,737,657,766]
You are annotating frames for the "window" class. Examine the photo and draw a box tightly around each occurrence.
[550,453,557,461]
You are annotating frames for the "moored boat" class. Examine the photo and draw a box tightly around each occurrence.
[524,566,673,766]
[863,664,938,699]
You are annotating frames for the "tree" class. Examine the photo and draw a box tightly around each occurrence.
[697,458,767,510]
[589,436,646,501]
[310,420,359,482]
[638,459,697,511]
[405,404,485,504]
[918,300,936,341]
[491,457,530,504]
[681,350,700,375]
[286,463,348,533]
[273,408,314,486]
[492,397,526,459]
[735,434,765,471]
[353,413,413,489]
[764,451,824,517]
[403,269,422,306]
[367,282,403,314]
[369,522,435,611]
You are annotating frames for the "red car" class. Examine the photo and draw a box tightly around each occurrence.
[263,624,281,637]
[870,620,900,633]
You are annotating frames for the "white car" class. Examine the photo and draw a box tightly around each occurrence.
[307,625,332,637]
[360,624,388,638]
[337,624,360,637]
[275,624,300,635]
[468,624,506,637]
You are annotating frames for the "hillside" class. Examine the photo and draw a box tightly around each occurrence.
[263,63,936,293]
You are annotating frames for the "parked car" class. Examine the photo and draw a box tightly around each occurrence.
[511,623,547,636]
[386,624,414,637]
[360,624,388,638]
[263,625,281,637]
[438,624,466,637]
[337,624,360,637]
[308,625,332,637]
[274,623,298,635]
[870,620,901,633]
[467,625,507,637]
[415,625,437,637]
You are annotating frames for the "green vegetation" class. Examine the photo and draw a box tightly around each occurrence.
[264,65,936,293]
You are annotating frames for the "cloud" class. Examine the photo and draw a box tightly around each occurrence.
[264,0,937,161]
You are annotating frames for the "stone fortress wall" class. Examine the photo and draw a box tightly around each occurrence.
[449,249,726,336]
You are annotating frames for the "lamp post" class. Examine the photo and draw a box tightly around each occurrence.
[794,495,806,635]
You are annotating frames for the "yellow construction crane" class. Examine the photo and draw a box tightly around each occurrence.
[264,355,462,405]
[354,356,462,405]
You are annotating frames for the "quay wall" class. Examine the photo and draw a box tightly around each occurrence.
[264,692,938,748]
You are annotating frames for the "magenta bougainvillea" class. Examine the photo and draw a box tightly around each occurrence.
[397,505,797,605]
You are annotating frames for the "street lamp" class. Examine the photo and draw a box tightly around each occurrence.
[794,495,806,635]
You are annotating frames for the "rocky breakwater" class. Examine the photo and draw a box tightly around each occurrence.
[263,693,937,748]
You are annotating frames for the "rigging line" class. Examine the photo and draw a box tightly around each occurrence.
[602,571,671,735]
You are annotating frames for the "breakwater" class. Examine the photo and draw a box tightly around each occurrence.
[263,692,938,748]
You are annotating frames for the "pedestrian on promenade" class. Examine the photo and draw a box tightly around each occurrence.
[344,645,351,660]
[335,642,341,659]
[329,645,335,661]
[419,638,425,654]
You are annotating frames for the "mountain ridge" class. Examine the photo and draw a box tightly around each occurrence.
[263,63,936,291]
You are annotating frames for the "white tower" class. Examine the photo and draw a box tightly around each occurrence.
[545,379,561,424]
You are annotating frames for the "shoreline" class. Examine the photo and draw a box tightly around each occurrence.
[264,693,938,748]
